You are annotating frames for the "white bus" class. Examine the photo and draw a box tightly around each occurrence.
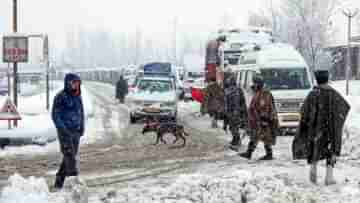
[232,43,313,135]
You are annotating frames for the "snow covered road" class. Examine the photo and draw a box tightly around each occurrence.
[2,81,360,203]
[0,82,227,189]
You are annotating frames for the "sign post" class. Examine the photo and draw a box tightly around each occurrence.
[0,97,22,129]
[2,35,28,63]
[2,35,28,127]
[43,35,50,110]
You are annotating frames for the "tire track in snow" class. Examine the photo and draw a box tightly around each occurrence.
[0,82,229,190]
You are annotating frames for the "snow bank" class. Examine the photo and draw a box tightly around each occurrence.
[0,174,50,203]
[19,83,40,96]
[0,174,89,203]
[104,170,360,203]
[0,83,94,148]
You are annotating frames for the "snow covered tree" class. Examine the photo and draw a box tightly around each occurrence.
[256,0,339,71]
[280,0,339,71]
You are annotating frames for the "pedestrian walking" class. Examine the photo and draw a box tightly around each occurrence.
[239,74,279,160]
[292,70,350,185]
[202,79,224,128]
[52,73,85,189]
[116,75,128,104]
[223,72,248,151]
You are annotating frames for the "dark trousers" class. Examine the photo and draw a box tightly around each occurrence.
[117,95,125,104]
[55,130,80,188]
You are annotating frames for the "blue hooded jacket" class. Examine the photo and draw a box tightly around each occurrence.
[52,73,85,134]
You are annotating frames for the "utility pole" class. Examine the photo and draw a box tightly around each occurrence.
[13,0,18,127]
[173,17,178,66]
[44,35,50,110]
[343,8,359,96]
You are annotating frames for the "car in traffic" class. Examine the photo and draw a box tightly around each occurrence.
[126,76,178,123]
[183,71,204,101]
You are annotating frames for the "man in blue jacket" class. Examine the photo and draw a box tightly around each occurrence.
[52,73,85,189]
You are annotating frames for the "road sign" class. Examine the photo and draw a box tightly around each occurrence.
[2,35,28,63]
[0,97,21,120]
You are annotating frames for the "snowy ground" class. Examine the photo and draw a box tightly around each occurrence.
[2,80,360,203]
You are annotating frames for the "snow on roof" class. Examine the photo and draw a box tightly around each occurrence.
[141,76,173,81]
[239,43,308,68]
[225,31,272,45]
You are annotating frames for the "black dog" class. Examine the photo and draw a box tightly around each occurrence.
[142,119,189,147]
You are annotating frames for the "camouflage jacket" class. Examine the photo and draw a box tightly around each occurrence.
[203,82,224,115]
[248,89,279,144]
[248,89,278,129]
[293,84,350,162]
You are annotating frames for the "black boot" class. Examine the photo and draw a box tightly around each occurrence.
[239,149,252,159]
[239,141,254,159]
[233,135,241,146]
[259,145,273,160]
[229,136,236,146]
[54,175,65,189]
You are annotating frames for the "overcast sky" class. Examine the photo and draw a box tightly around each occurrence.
[1,0,360,63]
[0,0,267,49]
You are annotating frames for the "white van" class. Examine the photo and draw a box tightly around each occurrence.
[232,43,313,134]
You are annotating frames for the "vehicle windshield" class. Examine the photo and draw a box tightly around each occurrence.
[137,80,173,93]
[261,68,311,90]
[187,72,204,79]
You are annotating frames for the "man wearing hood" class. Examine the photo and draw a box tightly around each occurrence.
[239,74,279,160]
[223,72,248,151]
[52,73,85,189]
[116,75,128,104]
[292,70,350,185]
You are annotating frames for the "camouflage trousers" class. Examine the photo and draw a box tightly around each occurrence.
[248,127,274,150]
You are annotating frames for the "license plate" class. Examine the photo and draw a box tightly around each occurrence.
[282,114,300,122]
[144,107,161,113]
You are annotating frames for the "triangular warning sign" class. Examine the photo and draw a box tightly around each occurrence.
[0,97,21,120]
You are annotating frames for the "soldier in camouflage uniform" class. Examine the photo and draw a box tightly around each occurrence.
[202,79,224,128]
[293,70,350,185]
[223,72,248,151]
[239,74,279,160]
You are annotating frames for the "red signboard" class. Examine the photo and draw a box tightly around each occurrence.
[2,35,29,63]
